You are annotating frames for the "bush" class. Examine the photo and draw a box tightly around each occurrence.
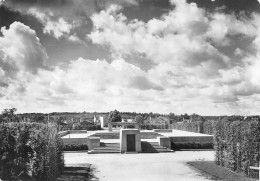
[0,122,64,181]
[59,124,102,131]
[63,144,88,151]
[171,142,213,150]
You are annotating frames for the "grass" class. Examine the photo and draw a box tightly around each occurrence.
[187,161,255,181]
[0,166,96,181]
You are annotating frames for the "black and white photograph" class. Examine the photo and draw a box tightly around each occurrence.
[1,0,260,180]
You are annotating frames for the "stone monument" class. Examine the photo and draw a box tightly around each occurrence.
[120,129,141,153]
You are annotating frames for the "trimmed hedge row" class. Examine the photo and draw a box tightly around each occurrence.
[140,124,169,130]
[171,142,213,150]
[63,144,88,151]
[214,119,260,179]
[59,125,102,131]
[169,121,216,135]
[0,122,64,181]
[169,122,204,133]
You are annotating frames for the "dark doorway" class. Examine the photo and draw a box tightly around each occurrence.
[127,134,136,152]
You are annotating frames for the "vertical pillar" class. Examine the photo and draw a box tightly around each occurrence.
[100,117,104,129]
[135,124,140,130]
[108,123,112,131]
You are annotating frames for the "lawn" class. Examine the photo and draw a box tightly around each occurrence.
[187,161,255,181]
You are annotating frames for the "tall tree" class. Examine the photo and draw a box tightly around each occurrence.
[108,110,122,123]
[135,115,144,124]
[1,108,18,123]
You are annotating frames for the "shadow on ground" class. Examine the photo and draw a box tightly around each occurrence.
[188,161,255,181]
[55,165,98,181]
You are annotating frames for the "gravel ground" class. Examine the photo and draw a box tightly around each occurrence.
[65,151,215,181]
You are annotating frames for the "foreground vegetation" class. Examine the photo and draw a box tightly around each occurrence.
[173,117,260,179]
[0,109,64,181]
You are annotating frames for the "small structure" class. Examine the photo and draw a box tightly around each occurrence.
[120,129,141,153]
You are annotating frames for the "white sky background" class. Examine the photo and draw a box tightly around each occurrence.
[1,0,260,115]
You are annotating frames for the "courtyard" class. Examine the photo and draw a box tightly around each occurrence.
[65,151,215,181]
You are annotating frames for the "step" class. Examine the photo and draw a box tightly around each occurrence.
[88,150,121,154]
[94,147,120,151]
[99,145,120,148]
[88,142,121,154]
[100,142,120,146]
[141,141,174,153]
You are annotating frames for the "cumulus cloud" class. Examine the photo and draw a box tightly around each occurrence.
[0,22,48,73]
[2,0,139,41]
[0,22,49,108]
[0,57,166,113]
[87,0,260,114]
[2,1,260,115]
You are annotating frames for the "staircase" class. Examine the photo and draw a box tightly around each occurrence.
[141,141,174,153]
[88,141,173,154]
[88,142,120,154]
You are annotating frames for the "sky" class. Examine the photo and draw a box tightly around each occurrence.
[0,0,260,115]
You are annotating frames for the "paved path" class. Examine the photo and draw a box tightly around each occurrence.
[65,151,215,181]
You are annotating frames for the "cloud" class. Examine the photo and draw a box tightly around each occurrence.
[87,0,260,114]
[2,1,260,115]
[0,22,49,106]
[0,21,48,74]
[129,76,164,91]
[0,57,167,113]
[2,0,139,41]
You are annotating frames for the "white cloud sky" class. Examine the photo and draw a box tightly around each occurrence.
[1,0,260,115]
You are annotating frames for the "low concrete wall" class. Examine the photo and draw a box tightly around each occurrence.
[170,136,213,143]
[58,131,70,137]
[154,129,172,133]
[157,136,171,149]
[59,130,88,137]
[69,130,88,134]
[62,137,89,145]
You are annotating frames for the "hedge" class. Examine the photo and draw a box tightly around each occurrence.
[214,119,260,179]
[0,122,64,181]
[171,142,213,150]
[59,124,102,131]
[140,124,169,130]
[169,121,216,135]
[169,122,204,133]
[63,144,88,151]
